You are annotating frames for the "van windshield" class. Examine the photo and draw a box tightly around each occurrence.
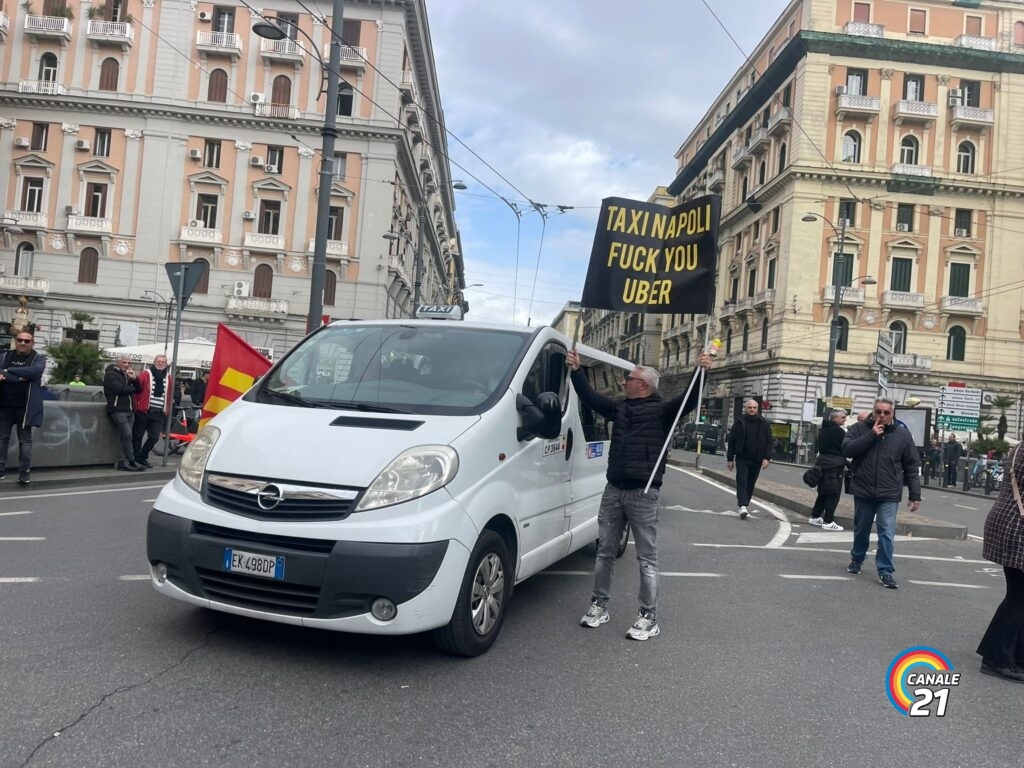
[256,324,530,415]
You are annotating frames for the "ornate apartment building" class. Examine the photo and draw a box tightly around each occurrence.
[663,0,1024,436]
[0,0,463,358]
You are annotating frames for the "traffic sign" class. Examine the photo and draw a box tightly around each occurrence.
[935,414,979,431]
[877,370,888,391]
[875,331,894,370]
[165,262,210,310]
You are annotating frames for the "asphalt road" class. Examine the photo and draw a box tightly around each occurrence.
[0,472,1016,768]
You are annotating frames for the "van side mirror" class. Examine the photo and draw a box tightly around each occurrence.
[516,392,563,441]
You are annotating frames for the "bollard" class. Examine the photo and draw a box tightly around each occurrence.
[922,464,930,487]
[963,464,971,492]
[694,435,702,470]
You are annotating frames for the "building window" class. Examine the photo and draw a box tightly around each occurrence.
[766,258,776,289]
[192,258,210,294]
[212,7,235,33]
[846,68,867,96]
[328,206,344,240]
[324,270,337,307]
[94,128,111,157]
[742,323,750,351]
[896,204,914,232]
[903,74,924,101]
[99,58,119,91]
[781,83,792,108]
[267,146,284,173]
[890,257,912,292]
[949,262,971,297]
[85,183,107,218]
[31,123,48,152]
[947,326,966,361]
[258,200,281,235]
[771,208,780,233]
[965,15,982,37]
[853,2,870,23]
[684,338,691,366]
[760,321,769,350]
[726,327,733,354]
[957,141,975,174]
[758,160,766,186]
[777,143,787,172]
[747,268,757,298]
[270,75,292,112]
[332,152,347,180]
[832,253,853,287]
[203,140,221,169]
[729,276,739,301]
[740,176,748,202]
[909,8,927,34]
[1015,21,1024,46]
[15,244,34,277]
[835,317,850,351]
[253,263,273,298]
[196,194,218,228]
[21,178,44,212]
[839,198,856,226]
[842,131,861,163]
[954,208,972,237]
[276,11,299,39]
[900,135,919,165]
[961,80,981,108]
[38,52,57,83]
[890,321,908,355]
[337,82,354,117]
[207,69,228,102]
[77,247,99,284]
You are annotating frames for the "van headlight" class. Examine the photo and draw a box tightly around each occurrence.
[178,426,220,493]
[355,445,458,512]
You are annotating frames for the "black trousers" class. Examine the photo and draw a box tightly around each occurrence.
[132,408,164,461]
[977,566,1024,668]
[811,491,841,524]
[735,460,762,507]
[944,461,959,486]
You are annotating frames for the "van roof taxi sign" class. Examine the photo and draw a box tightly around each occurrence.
[414,304,463,320]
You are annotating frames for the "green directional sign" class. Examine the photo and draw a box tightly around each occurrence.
[936,413,979,431]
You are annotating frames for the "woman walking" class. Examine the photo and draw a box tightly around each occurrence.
[977,445,1024,683]
[808,409,847,531]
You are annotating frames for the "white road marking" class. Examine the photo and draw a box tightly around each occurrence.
[0,577,39,583]
[540,571,592,576]
[118,575,151,581]
[540,570,724,577]
[0,536,44,541]
[780,574,850,581]
[0,510,32,517]
[143,498,158,503]
[0,484,165,501]
[907,580,988,589]
[691,542,989,563]
[955,504,978,510]
[796,532,934,545]
[968,534,984,542]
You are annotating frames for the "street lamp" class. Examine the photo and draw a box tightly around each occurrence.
[140,290,172,353]
[253,1,344,333]
[801,212,877,397]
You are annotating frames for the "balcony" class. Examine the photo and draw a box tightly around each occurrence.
[767,108,791,137]
[18,80,68,96]
[940,295,984,315]
[956,34,995,51]
[195,30,242,59]
[244,232,286,251]
[720,302,737,320]
[254,103,301,120]
[881,290,924,309]
[260,37,304,63]
[891,353,932,371]
[706,166,725,192]
[835,93,880,121]
[0,11,9,38]
[322,44,367,69]
[735,297,754,315]
[823,285,866,305]
[225,295,289,321]
[843,21,884,37]
[307,239,349,258]
[891,163,932,177]
[67,215,112,234]
[5,211,47,228]
[0,276,49,298]
[399,70,417,103]
[950,105,994,129]
[892,100,937,123]
[179,225,223,244]
[728,351,752,367]
[86,20,133,48]
[24,15,72,42]
[730,145,751,170]
[753,288,776,308]
[747,126,770,154]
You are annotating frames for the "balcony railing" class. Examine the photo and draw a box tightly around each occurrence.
[720,302,737,320]
[890,353,932,371]
[18,80,68,96]
[940,295,984,314]
[735,297,754,314]
[747,126,770,154]
[950,105,994,128]
[730,145,751,169]
[67,215,112,234]
[322,44,367,67]
[399,70,417,102]
[893,100,937,121]
[254,103,301,120]
[24,15,72,40]
[728,351,752,366]
[5,211,47,228]
[707,167,725,191]
[891,163,932,177]
[767,108,791,136]
[244,232,286,251]
[843,21,884,37]
[836,93,880,119]
[881,290,924,309]
[955,34,995,51]
[0,276,49,296]
[823,285,866,304]
[260,37,304,61]
[225,295,289,319]
[179,225,223,243]
[307,238,349,257]
[86,19,133,47]
[753,288,776,308]
[196,30,242,57]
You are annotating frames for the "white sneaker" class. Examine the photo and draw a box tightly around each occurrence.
[626,612,660,640]
[821,521,844,531]
[808,516,824,527]
[580,602,610,628]
[738,506,749,520]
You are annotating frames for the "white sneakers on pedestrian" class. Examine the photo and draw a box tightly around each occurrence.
[626,612,660,640]
[821,521,844,531]
[580,602,610,628]
[808,516,824,527]
[738,506,749,520]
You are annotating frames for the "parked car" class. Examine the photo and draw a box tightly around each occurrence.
[673,422,719,453]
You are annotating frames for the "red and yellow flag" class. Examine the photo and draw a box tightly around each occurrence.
[199,324,273,429]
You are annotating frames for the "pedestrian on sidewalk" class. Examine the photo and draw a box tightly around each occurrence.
[808,408,847,531]
[976,444,1024,683]
[726,398,772,520]
[132,354,177,468]
[842,397,921,589]
[942,433,964,487]
[0,331,46,486]
[567,348,714,641]
[103,355,144,472]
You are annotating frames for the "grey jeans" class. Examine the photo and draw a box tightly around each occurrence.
[109,411,135,463]
[591,484,660,617]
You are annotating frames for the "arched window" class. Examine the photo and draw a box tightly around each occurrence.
[15,243,34,277]
[889,321,907,355]
[1015,20,1024,46]
[758,160,767,185]
[842,131,861,163]
[337,82,354,117]
[742,322,750,351]
[760,321,769,350]
[835,317,850,351]
[324,269,337,306]
[777,143,787,172]
[99,58,119,91]
[957,141,976,174]
[740,177,748,202]
[900,135,919,165]
[192,258,210,294]
[726,327,733,353]
[77,247,98,284]
[38,52,58,82]
[207,69,228,103]
[253,263,274,299]
[947,326,966,361]
[271,75,291,105]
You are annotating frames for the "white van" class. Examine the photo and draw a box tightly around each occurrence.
[146,308,630,655]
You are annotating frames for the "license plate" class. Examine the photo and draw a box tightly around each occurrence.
[223,548,285,580]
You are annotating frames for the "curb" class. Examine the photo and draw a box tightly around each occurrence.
[4,466,178,492]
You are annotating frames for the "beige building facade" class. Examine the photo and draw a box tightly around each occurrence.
[0,0,462,361]
[662,0,1024,442]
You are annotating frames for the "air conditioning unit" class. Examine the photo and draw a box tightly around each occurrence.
[249,93,266,105]
[74,139,90,151]
[835,84,848,96]
[948,96,962,107]
[14,137,30,149]
[233,280,251,297]
[187,219,202,227]
[896,223,910,232]
[197,10,212,21]
[250,156,265,167]
[188,148,202,160]
[949,88,963,99]
[955,228,969,237]
[265,164,279,174]
[65,205,79,215]
[242,210,256,220]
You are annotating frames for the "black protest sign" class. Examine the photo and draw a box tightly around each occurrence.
[580,195,720,313]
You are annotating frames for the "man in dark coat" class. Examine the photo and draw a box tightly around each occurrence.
[842,397,921,589]
[0,331,46,485]
[726,398,773,520]
[567,348,714,641]
[103,355,144,471]
[942,433,964,487]
[808,408,848,531]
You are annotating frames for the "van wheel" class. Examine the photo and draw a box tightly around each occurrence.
[615,523,630,558]
[432,530,510,657]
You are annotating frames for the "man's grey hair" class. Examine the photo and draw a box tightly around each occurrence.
[116,354,132,363]
[830,409,847,419]
[874,397,895,409]
[635,365,660,393]
[744,398,760,408]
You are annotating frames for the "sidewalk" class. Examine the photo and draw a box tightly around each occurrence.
[4,456,180,492]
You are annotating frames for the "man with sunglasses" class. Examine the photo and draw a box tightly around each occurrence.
[566,348,714,640]
[0,332,47,485]
[842,397,921,589]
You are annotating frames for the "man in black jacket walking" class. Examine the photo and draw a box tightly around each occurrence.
[842,397,921,589]
[809,408,848,531]
[726,399,773,519]
[567,348,713,641]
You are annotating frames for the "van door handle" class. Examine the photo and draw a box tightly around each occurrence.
[565,428,573,460]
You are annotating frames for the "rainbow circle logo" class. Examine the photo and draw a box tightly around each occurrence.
[886,646,955,715]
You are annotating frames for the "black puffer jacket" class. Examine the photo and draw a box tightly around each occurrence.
[813,417,847,495]
[842,417,921,502]
[570,369,699,490]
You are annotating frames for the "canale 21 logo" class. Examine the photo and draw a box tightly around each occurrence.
[886,646,960,716]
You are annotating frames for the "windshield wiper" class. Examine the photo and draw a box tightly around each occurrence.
[332,401,410,414]
[263,389,327,408]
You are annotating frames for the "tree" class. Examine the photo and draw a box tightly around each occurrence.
[986,395,1017,441]
[46,341,106,384]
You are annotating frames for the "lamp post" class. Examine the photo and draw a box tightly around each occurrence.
[141,290,172,353]
[254,0,344,333]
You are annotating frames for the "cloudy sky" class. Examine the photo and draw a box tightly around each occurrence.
[427,0,792,324]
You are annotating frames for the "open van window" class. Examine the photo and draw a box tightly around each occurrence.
[253,324,531,415]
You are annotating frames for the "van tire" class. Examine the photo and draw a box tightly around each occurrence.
[432,530,511,657]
